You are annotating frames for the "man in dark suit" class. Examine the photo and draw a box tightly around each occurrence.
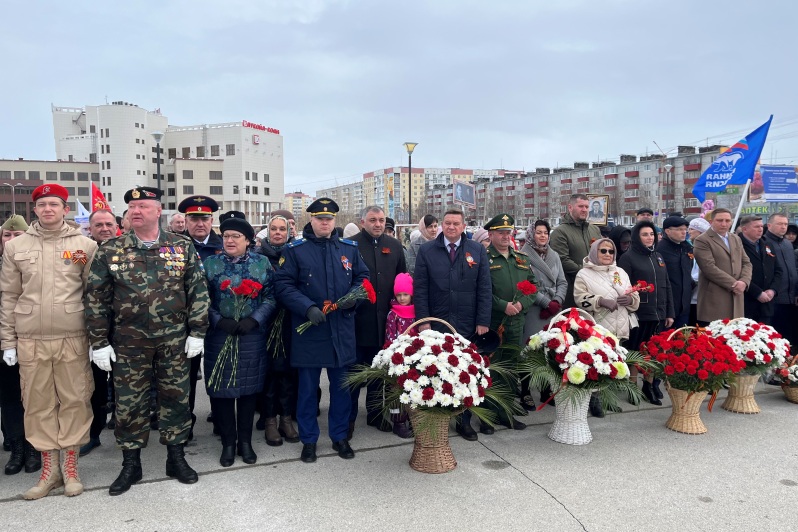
[739,215,781,324]
[413,209,491,441]
[349,206,408,438]
[657,216,694,328]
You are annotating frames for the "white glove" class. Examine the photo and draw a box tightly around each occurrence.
[185,336,204,358]
[92,345,116,372]
[3,348,17,366]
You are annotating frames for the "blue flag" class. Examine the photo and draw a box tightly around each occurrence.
[692,115,773,203]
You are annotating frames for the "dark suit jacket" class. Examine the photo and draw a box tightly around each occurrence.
[741,236,781,320]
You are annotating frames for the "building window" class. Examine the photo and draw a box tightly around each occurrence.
[105,128,109,137]
[168,148,176,159]
[264,187,270,195]
[168,202,176,210]
[182,147,190,159]
[46,172,57,181]
[245,171,250,181]
[91,173,99,182]
[183,170,194,180]
[168,188,176,197]
[65,187,76,195]
[226,144,235,156]
[0,171,9,179]
[78,187,89,196]
[210,186,223,195]
[29,171,40,181]
[107,161,111,169]
[89,153,97,163]
[167,173,175,182]
[78,172,88,182]
[264,173,269,182]
[135,122,139,128]
[135,138,140,144]
[100,129,103,138]
[252,172,258,182]
[211,145,220,157]
[90,125,96,134]
[14,171,25,181]
[196,146,205,158]
[183,186,194,194]
[209,171,223,180]
[107,193,112,202]
[233,185,239,194]
[137,170,141,175]
[107,176,112,185]
[151,146,163,154]
[245,186,250,194]
[101,145,104,154]
[253,187,258,194]
[60,172,75,181]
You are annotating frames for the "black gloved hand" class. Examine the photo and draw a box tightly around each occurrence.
[337,298,357,310]
[235,317,260,335]
[306,307,326,326]
[216,318,239,335]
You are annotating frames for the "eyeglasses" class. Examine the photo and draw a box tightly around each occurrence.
[222,233,245,240]
[599,249,615,255]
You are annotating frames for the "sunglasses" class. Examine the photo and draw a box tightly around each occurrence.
[599,249,615,255]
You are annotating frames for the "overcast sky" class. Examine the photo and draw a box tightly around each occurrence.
[2,0,796,196]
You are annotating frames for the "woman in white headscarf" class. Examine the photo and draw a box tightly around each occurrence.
[404,214,438,274]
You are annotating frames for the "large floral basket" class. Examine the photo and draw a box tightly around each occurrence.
[521,307,648,445]
[666,385,708,434]
[346,317,517,474]
[706,318,790,415]
[783,386,798,404]
[775,356,798,404]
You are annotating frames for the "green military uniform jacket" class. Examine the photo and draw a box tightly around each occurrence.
[487,244,536,347]
[84,231,210,348]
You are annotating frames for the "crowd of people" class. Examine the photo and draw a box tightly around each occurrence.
[0,186,794,500]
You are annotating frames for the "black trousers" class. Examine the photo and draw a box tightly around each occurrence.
[188,355,201,425]
[89,363,112,439]
[262,369,298,418]
[0,363,24,440]
[210,394,257,448]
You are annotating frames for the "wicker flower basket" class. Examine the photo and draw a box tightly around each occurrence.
[408,409,457,474]
[665,386,708,434]
[722,374,761,414]
[782,386,798,404]
[548,390,593,445]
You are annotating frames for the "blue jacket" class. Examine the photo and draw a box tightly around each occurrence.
[202,252,276,398]
[186,230,224,261]
[274,225,370,368]
[413,233,492,336]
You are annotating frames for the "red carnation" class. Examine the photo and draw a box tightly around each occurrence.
[674,362,686,373]
[587,367,599,380]
[471,353,482,364]
[422,387,435,401]
[442,343,454,353]
[767,342,776,350]
[516,280,537,296]
[447,354,459,367]
[412,338,425,349]
[463,396,474,408]
[577,327,591,340]
[482,356,490,368]
[467,364,479,376]
[609,364,618,378]
[408,329,419,337]
[577,352,593,365]
[404,346,418,356]
[444,335,455,344]
[442,382,454,395]
[555,353,566,364]
[664,365,676,376]
[485,376,493,388]
[606,336,616,348]
[763,354,772,363]
[424,364,439,376]
[547,338,561,350]
[477,385,485,397]
[391,352,404,365]
[697,369,709,380]
[397,375,407,387]
[459,371,471,384]
[407,368,420,381]
[431,345,442,355]
[220,279,231,291]
[362,279,377,304]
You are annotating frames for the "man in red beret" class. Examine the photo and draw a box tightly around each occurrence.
[0,184,97,499]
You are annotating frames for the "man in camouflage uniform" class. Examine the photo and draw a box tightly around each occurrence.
[485,213,536,432]
[84,187,209,496]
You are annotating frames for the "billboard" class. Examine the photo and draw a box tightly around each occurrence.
[387,173,395,218]
[453,180,475,208]
[748,165,798,203]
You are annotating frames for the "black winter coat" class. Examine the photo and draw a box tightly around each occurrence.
[352,229,407,348]
[185,230,224,261]
[256,238,294,371]
[763,230,798,305]
[656,236,694,318]
[618,221,675,322]
[413,233,492,336]
[741,236,781,320]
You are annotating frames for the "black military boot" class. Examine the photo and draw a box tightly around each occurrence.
[109,449,142,496]
[166,444,198,484]
[24,440,41,473]
[4,437,25,475]
[589,393,605,418]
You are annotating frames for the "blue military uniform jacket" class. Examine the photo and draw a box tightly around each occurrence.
[185,230,224,261]
[274,226,370,368]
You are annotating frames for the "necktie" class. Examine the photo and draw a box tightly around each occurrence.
[449,243,456,263]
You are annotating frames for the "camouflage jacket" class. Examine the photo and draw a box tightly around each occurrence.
[84,231,210,348]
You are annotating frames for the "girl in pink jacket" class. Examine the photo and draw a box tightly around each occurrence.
[384,273,415,438]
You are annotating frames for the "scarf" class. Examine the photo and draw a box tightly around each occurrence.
[391,302,415,319]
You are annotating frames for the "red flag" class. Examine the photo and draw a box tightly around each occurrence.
[91,183,111,212]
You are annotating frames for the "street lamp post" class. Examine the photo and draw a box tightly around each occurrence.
[151,131,164,194]
[403,142,418,224]
[0,182,25,216]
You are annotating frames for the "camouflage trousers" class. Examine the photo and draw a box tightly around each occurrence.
[112,333,190,449]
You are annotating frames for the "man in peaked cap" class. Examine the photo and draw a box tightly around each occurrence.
[484,213,534,432]
[85,186,209,495]
[1,184,97,499]
[177,195,223,438]
[274,197,370,463]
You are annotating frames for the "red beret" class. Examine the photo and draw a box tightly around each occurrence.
[32,184,69,203]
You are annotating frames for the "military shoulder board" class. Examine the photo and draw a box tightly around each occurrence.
[339,238,358,246]
[287,238,306,248]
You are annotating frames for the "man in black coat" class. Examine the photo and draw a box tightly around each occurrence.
[657,217,694,328]
[349,206,407,437]
[763,213,798,344]
[740,216,781,324]
[414,209,491,441]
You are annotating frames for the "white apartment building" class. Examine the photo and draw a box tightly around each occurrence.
[52,102,284,225]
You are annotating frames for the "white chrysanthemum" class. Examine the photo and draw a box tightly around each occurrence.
[417,376,430,386]
[408,389,423,404]
[399,393,410,404]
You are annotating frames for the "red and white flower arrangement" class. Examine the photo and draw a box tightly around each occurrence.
[776,359,798,387]
[521,308,645,407]
[706,318,790,374]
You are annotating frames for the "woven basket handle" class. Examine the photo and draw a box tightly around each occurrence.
[548,307,595,326]
[404,316,457,335]
[666,326,696,341]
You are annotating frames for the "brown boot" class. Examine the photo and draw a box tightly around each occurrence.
[23,450,63,500]
[279,415,300,443]
[264,417,282,446]
[61,447,83,497]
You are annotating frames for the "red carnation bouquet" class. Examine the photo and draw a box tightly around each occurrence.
[497,280,537,340]
[296,279,377,334]
[208,278,263,391]
[641,328,746,409]
[625,280,655,294]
